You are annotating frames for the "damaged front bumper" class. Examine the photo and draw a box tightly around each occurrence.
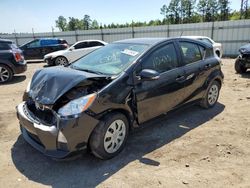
[16,102,100,159]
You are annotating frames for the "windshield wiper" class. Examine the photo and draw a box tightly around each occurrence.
[71,65,104,75]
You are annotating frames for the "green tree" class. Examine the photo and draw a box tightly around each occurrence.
[218,0,231,21]
[91,20,99,29]
[67,17,83,31]
[55,16,67,31]
[181,0,196,23]
[83,14,92,30]
[197,0,218,22]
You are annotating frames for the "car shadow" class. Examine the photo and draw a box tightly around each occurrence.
[11,103,225,188]
[1,75,26,85]
[241,71,250,78]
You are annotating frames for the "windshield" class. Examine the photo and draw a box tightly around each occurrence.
[71,43,148,75]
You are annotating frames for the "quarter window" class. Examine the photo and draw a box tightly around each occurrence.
[180,42,202,64]
[142,43,178,73]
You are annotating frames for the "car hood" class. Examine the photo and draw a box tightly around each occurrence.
[29,66,107,105]
[44,50,67,58]
[239,43,250,54]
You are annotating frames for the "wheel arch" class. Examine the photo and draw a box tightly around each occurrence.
[0,62,14,74]
[54,55,69,64]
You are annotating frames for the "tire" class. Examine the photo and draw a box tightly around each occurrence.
[0,64,13,83]
[89,112,129,160]
[200,80,221,109]
[235,59,247,74]
[55,56,68,66]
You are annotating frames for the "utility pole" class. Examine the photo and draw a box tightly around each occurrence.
[32,28,35,39]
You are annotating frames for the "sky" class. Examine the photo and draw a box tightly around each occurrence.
[0,0,241,33]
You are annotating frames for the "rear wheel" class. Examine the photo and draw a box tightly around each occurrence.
[200,81,221,109]
[89,112,129,160]
[0,64,13,83]
[235,59,247,74]
[55,56,68,66]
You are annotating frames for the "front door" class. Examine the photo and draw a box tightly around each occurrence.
[23,39,42,60]
[134,42,187,124]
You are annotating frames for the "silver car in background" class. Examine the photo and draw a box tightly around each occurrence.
[182,36,223,58]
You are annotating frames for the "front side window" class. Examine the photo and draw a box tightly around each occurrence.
[142,43,178,73]
[74,42,87,49]
[27,40,40,48]
[180,42,202,64]
[71,43,148,75]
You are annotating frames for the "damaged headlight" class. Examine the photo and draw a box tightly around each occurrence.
[58,93,96,116]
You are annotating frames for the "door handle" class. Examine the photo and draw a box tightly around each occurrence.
[176,75,186,82]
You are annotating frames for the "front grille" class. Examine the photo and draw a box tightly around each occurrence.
[26,99,56,125]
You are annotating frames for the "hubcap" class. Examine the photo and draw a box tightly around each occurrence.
[0,66,10,82]
[208,84,219,105]
[104,119,126,153]
[56,57,67,66]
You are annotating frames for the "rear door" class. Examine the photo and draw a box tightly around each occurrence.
[40,39,59,57]
[177,40,211,103]
[134,41,187,124]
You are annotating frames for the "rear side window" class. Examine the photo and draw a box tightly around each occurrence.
[205,48,214,58]
[180,42,202,64]
[0,42,10,50]
[89,41,105,47]
[40,39,59,46]
[142,43,178,73]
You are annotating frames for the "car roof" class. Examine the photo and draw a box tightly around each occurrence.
[74,40,107,44]
[0,38,13,43]
[114,38,167,45]
[114,37,212,48]
[181,36,210,39]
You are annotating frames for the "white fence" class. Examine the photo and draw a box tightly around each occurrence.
[1,19,250,57]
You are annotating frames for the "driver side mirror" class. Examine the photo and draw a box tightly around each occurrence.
[69,46,75,51]
[137,69,160,81]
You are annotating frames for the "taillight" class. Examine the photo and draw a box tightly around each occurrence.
[14,52,24,62]
[62,43,68,48]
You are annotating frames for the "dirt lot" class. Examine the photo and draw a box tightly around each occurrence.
[0,59,250,188]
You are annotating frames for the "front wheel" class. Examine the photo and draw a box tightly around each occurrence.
[55,56,68,66]
[200,81,221,109]
[235,59,247,74]
[89,112,129,160]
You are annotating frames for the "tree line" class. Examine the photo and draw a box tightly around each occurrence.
[55,0,250,31]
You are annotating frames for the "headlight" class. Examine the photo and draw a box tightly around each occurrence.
[240,48,246,53]
[26,81,31,92]
[58,93,96,116]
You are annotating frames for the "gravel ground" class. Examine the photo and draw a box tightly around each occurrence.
[0,59,250,188]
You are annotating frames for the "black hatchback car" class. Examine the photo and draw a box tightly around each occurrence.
[16,38,223,159]
[20,38,68,60]
[0,39,27,83]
